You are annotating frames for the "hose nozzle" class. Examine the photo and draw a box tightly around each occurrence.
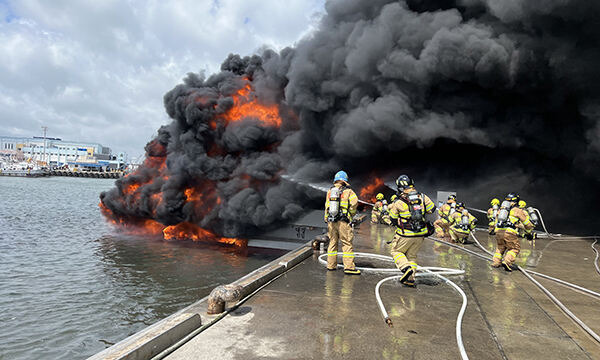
[385,318,393,327]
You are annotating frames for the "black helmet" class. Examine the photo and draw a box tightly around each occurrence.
[448,194,457,201]
[505,193,520,203]
[396,175,414,190]
[456,202,465,210]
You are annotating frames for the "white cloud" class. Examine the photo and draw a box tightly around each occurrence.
[0,0,324,156]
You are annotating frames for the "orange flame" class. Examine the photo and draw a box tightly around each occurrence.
[123,183,140,195]
[99,79,287,246]
[101,201,245,247]
[163,222,246,247]
[184,188,202,202]
[359,177,385,203]
[221,82,282,127]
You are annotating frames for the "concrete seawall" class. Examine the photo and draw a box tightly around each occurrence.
[50,170,125,178]
[88,242,314,360]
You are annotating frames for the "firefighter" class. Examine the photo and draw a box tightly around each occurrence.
[388,175,436,287]
[487,198,500,235]
[448,202,477,244]
[433,194,456,241]
[371,193,385,224]
[324,171,361,275]
[380,199,392,226]
[493,193,534,271]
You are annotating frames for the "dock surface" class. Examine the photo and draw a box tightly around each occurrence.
[164,224,600,359]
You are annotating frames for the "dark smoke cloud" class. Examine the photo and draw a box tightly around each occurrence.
[101,0,600,236]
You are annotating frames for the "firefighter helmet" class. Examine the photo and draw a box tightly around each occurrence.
[448,194,457,202]
[376,193,384,200]
[456,202,465,210]
[334,171,349,183]
[491,198,500,206]
[396,175,414,190]
[518,200,527,209]
[505,193,520,203]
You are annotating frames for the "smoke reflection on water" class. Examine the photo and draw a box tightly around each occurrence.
[0,177,280,360]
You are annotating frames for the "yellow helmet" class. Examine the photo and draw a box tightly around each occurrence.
[518,200,527,208]
[491,198,500,206]
[376,193,384,200]
[390,194,397,202]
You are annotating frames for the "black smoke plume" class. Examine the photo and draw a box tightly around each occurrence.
[101,0,600,237]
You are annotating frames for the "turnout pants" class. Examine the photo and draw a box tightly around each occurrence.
[371,210,381,224]
[433,219,449,239]
[493,230,521,267]
[390,234,424,280]
[450,229,468,244]
[327,221,356,270]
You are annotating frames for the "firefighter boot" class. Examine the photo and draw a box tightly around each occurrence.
[502,250,518,272]
[398,266,414,286]
[344,268,361,275]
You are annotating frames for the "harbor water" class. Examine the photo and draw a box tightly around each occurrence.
[0,177,279,360]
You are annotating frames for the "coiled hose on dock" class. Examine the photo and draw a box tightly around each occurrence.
[318,252,469,360]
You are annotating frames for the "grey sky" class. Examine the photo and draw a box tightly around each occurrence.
[0,0,324,159]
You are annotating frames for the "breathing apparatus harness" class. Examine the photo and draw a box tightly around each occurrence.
[491,204,498,220]
[327,185,349,223]
[396,190,433,235]
[459,210,472,231]
[527,207,540,226]
[382,200,389,214]
[496,200,515,229]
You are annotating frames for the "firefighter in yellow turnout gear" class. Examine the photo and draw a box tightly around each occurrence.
[493,193,535,271]
[371,193,391,225]
[388,175,435,287]
[487,198,500,235]
[434,194,456,240]
[448,202,477,244]
[324,171,361,275]
[371,193,384,224]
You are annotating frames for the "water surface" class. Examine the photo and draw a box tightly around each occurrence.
[0,177,278,359]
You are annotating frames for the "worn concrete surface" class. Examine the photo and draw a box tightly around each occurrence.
[165,222,600,360]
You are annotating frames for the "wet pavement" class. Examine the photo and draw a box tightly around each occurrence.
[165,222,600,360]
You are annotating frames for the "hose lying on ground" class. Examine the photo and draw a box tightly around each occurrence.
[472,206,600,279]
[467,233,600,300]
[428,233,600,345]
[592,239,600,277]
[317,252,469,360]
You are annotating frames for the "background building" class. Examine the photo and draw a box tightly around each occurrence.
[0,136,128,171]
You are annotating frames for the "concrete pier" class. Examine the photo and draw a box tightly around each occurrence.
[49,170,125,178]
[90,220,600,359]
[165,227,600,359]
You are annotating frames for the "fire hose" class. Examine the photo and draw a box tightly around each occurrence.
[593,239,600,276]
[471,206,600,277]
[428,234,600,345]
[317,252,469,360]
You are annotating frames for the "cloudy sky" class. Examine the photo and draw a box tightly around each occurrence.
[0,0,324,159]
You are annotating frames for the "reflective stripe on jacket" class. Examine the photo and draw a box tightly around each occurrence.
[448,211,477,234]
[437,203,452,222]
[496,207,534,234]
[389,190,435,237]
